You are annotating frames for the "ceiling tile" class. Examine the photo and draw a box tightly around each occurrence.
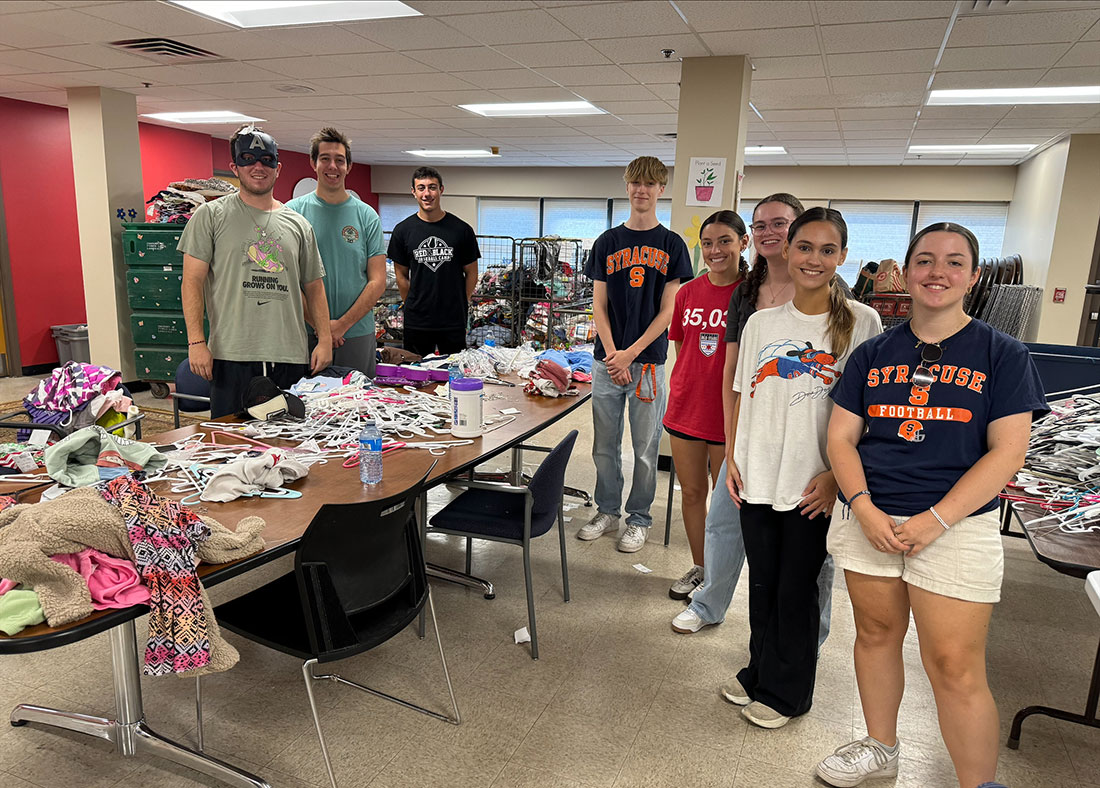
[589,33,709,64]
[1038,66,1100,85]
[749,77,830,104]
[174,31,320,61]
[489,86,582,101]
[930,69,1046,89]
[321,73,476,94]
[576,84,657,101]
[620,62,680,84]
[79,2,234,35]
[452,69,554,89]
[547,1,689,38]
[918,105,1009,119]
[596,100,673,115]
[821,19,949,54]
[831,73,930,95]
[842,119,916,130]
[938,43,1070,72]
[262,53,435,80]
[768,120,839,131]
[197,81,334,99]
[1086,19,1100,40]
[645,82,679,100]
[406,1,537,15]
[843,130,912,139]
[775,130,842,140]
[0,88,63,105]
[916,117,996,129]
[159,60,278,86]
[250,94,379,111]
[759,109,836,122]
[909,130,985,140]
[369,93,447,107]
[3,8,145,42]
[701,27,821,58]
[678,1,815,31]
[1002,104,1096,119]
[956,158,1021,166]
[838,107,919,120]
[39,43,156,70]
[257,24,385,54]
[752,56,825,80]
[0,49,98,74]
[536,64,634,85]
[340,16,476,49]
[443,9,578,45]
[19,69,138,89]
[409,46,521,72]
[0,75,48,92]
[948,9,1100,47]
[826,50,936,77]
[493,40,609,68]
[995,115,1088,128]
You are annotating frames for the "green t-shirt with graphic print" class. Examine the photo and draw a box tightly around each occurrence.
[178,194,325,364]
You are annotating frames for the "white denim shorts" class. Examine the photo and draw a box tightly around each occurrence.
[827,506,1003,604]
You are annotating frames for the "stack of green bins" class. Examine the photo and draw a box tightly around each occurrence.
[122,222,195,398]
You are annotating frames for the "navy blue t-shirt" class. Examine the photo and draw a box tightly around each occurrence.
[584,223,692,364]
[830,319,1048,516]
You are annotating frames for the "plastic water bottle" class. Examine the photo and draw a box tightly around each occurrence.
[448,358,462,400]
[358,419,383,484]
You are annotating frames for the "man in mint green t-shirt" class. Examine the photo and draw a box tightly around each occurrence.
[287,127,386,375]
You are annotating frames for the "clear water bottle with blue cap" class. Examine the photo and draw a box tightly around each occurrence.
[448,357,462,399]
[358,419,383,484]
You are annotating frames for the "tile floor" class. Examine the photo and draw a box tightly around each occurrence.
[0,376,1098,787]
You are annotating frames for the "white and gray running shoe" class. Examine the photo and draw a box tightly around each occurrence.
[669,565,704,600]
[816,737,900,787]
[576,512,618,541]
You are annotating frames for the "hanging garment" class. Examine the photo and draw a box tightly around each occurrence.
[25,361,121,413]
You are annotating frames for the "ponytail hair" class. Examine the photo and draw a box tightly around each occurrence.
[743,193,806,308]
[700,209,750,281]
[787,206,856,357]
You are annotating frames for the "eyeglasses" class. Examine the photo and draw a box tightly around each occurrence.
[911,342,943,389]
[750,219,790,234]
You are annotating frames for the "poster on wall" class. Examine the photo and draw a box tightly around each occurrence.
[686,156,726,207]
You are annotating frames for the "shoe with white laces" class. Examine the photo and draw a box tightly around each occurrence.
[671,607,713,634]
[617,524,647,552]
[719,677,750,706]
[576,512,618,541]
[816,737,900,787]
[669,565,704,600]
[741,701,790,729]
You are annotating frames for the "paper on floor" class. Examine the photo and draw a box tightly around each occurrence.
[514,626,531,644]
[632,563,653,574]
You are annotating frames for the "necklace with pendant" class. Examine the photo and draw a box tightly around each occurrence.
[240,194,277,238]
[765,278,792,305]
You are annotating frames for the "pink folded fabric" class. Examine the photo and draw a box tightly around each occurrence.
[0,578,17,597]
[50,548,150,611]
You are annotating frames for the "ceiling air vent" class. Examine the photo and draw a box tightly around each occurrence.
[109,38,226,64]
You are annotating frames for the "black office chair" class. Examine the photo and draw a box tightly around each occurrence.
[209,464,459,788]
[428,430,578,660]
[171,358,211,428]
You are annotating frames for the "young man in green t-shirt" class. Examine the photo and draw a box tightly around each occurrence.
[287,127,386,376]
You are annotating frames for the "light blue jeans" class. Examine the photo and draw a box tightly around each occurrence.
[688,459,835,647]
[591,360,666,528]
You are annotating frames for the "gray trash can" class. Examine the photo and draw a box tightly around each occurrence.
[52,324,90,365]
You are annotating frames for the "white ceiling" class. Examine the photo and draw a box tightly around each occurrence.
[0,0,1098,167]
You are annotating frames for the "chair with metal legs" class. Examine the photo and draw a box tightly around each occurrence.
[199,464,459,788]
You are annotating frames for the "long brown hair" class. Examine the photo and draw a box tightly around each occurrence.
[700,210,749,281]
[742,193,805,308]
[788,207,856,357]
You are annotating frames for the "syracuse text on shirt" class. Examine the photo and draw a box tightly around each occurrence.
[605,245,671,286]
[865,364,986,393]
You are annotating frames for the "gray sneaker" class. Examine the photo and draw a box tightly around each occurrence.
[816,737,899,787]
[577,512,618,541]
[669,565,704,600]
[617,524,647,552]
[741,701,790,729]
[719,677,750,706]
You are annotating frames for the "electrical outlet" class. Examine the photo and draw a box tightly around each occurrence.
[1092,311,1098,321]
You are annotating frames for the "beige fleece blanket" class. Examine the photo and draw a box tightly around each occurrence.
[0,486,265,675]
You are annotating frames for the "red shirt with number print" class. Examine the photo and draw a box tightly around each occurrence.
[664,274,742,442]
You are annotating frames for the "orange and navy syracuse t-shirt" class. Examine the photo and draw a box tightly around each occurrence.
[830,319,1048,516]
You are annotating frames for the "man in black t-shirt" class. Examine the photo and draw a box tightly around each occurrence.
[387,166,480,356]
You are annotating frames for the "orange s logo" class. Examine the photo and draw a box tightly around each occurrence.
[898,419,925,442]
[909,386,929,406]
[629,266,645,288]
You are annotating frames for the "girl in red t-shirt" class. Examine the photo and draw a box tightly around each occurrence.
[663,210,749,598]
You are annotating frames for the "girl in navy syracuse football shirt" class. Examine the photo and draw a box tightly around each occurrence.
[662,210,748,600]
[817,223,1047,788]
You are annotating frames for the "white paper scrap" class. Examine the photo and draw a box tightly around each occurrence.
[632,563,653,574]
[28,430,50,447]
[563,516,572,522]
[514,626,531,644]
[500,407,520,415]
[14,453,38,473]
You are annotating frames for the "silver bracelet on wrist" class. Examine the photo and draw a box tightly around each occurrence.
[929,506,951,530]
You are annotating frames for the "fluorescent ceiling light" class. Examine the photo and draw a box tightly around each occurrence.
[908,144,1035,155]
[141,110,264,124]
[458,101,604,118]
[927,86,1100,105]
[168,1,420,28]
[744,146,786,155]
[406,149,500,158]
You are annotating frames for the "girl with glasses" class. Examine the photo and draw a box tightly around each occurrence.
[721,207,882,728]
[663,211,749,601]
[817,223,1047,787]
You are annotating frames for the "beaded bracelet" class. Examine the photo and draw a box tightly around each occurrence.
[929,505,951,530]
[848,489,871,507]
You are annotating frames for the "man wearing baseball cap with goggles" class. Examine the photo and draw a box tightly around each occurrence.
[179,124,332,418]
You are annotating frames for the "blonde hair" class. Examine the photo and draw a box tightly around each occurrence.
[623,156,668,185]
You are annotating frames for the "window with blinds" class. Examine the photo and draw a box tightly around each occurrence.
[478,198,539,238]
[377,194,417,233]
[829,201,914,284]
[611,198,672,228]
[915,202,1008,259]
[542,198,608,240]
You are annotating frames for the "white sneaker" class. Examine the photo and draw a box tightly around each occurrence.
[671,608,713,634]
[741,701,790,729]
[719,677,750,706]
[669,565,704,600]
[577,512,618,541]
[816,737,900,787]
[617,524,647,552]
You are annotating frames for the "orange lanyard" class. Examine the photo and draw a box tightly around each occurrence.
[634,363,657,403]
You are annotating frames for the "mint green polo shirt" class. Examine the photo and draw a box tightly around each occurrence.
[286,192,385,339]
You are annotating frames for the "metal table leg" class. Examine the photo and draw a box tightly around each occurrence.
[10,620,270,788]
[1007,633,1100,748]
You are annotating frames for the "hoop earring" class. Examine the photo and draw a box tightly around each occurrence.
[967,285,973,294]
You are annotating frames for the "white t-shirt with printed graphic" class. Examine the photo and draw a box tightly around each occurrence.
[733,299,882,511]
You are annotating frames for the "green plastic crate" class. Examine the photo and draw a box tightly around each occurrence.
[122,222,184,268]
[134,346,187,381]
[130,312,206,346]
[127,270,183,311]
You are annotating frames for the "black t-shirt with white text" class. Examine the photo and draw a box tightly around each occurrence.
[388,212,481,331]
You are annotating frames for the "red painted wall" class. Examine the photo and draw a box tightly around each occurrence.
[0,97,86,367]
[138,122,214,207]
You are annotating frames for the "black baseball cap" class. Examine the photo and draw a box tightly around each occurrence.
[241,376,304,421]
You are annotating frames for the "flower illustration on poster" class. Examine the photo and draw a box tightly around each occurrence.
[682,214,703,272]
[686,156,726,207]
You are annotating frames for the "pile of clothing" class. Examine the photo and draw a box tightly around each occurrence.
[145,177,236,224]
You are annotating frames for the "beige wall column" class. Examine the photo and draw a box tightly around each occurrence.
[669,56,752,275]
[67,86,142,378]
